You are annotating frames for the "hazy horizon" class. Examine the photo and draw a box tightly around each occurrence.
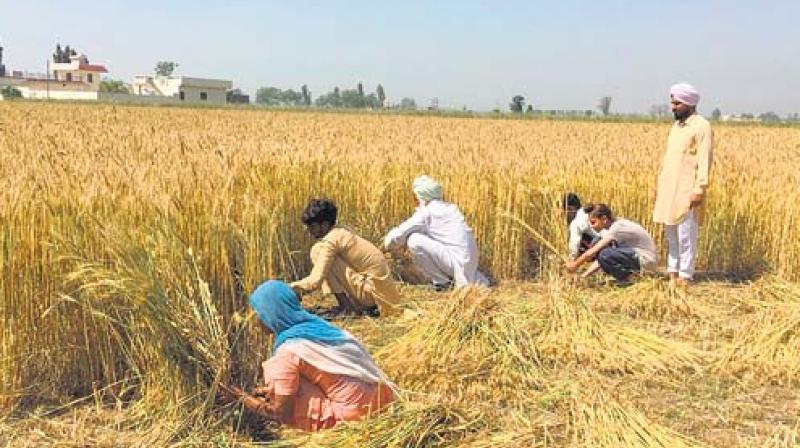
[1,0,798,115]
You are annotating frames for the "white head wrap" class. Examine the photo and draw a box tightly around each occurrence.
[670,83,700,106]
[412,175,443,202]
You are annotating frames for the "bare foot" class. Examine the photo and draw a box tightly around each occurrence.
[675,277,693,287]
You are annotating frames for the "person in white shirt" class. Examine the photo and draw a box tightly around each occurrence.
[563,193,600,260]
[565,203,658,285]
[384,175,489,290]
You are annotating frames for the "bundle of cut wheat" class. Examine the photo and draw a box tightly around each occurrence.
[376,286,543,402]
[715,283,800,384]
[298,401,484,448]
[536,283,704,376]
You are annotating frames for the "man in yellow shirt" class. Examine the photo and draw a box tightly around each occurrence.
[653,83,713,285]
[291,198,402,317]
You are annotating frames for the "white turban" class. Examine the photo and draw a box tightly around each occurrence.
[412,175,443,202]
[670,83,700,106]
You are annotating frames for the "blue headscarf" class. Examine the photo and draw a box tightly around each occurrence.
[249,280,350,352]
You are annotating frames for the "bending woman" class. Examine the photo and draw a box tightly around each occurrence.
[219,280,395,431]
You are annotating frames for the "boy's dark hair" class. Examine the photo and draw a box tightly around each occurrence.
[301,198,338,226]
[584,203,615,220]
[562,192,582,209]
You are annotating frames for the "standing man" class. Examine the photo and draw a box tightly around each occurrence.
[653,83,713,285]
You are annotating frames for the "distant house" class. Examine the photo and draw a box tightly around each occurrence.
[50,53,107,88]
[131,75,232,104]
[27,53,107,100]
[0,53,109,100]
[0,44,240,105]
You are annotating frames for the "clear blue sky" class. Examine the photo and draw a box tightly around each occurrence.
[1,0,798,114]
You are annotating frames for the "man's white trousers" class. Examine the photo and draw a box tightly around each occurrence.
[406,233,488,287]
[665,208,698,280]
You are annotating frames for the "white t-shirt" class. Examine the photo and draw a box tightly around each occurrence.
[568,208,600,259]
[606,218,658,270]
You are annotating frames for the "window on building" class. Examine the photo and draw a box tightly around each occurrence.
[200,92,208,101]
[179,91,185,101]
[65,73,72,82]
[87,74,93,83]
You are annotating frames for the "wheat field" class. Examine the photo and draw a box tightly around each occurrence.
[1,102,800,447]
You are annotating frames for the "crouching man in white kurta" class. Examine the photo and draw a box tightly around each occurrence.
[383,175,489,290]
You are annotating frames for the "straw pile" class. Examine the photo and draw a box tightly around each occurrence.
[536,282,704,376]
[376,286,543,401]
[716,280,800,384]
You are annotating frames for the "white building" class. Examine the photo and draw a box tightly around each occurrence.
[1,53,109,101]
[131,75,232,104]
[50,53,107,88]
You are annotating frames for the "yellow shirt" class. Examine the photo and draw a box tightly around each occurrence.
[653,114,713,225]
[291,228,402,312]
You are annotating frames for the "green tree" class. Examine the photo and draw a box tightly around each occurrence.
[280,89,303,106]
[99,79,129,93]
[1,86,22,99]
[315,87,344,107]
[376,84,386,108]
[314,86,382,109]
[155,61,179,77]
[255,87,310,106]
[363,93,381,109]
[0,44,6,77]
[53,43,78,63]
[356,82,365,108]
[255,87,283,105]
[333,87,341,107]
[301,84,311,106]
[597,96,612,116]
[399,97,417,110]
[509,95,525,113]
[759,111,781,123]
[226,88,249,104]
[340,88,363,108]
[711,108,722,120]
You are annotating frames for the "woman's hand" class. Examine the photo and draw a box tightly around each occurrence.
[217,383,245,404]
[251,385,272,400]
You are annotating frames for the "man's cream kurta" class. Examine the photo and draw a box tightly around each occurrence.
[291,228,402,316]
[653,113,713,225]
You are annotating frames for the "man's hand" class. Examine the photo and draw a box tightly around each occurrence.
[652,188,658,202]
[565,260,580,273]
[289,283,304,301]
[689,193,703,208]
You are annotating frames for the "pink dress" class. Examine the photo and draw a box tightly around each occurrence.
[261,349,394,431]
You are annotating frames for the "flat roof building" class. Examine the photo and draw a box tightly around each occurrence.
[131,75,232,104]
